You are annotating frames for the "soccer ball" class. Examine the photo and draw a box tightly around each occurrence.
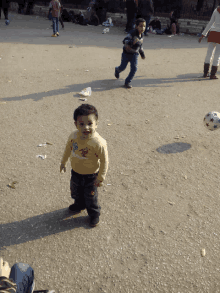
[203,111,220,131]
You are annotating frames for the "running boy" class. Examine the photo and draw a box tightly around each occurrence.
[115,18,146,88]
[60,104,109,227]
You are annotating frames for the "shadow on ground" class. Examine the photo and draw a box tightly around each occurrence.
[1,73,209,102]
[0,208,91,250]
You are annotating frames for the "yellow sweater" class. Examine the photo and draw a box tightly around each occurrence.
[61,130,109,183]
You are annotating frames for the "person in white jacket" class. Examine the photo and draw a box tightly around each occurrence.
[199,2,220,79]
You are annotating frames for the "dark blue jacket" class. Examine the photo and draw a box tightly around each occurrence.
[123,29,145,58]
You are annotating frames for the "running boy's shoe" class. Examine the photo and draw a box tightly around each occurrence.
[51,34,57,37]
[5,20,10,25]
[115,67,119,79]
[125,83,132,88]
[56,32,59,36]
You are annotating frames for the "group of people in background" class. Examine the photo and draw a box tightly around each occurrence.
[125,0,179,36]
[47,0,109,37]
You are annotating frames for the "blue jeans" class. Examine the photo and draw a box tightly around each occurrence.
[9,263,35,293]
[143,15,151,35]
[52,16,59,34]
[117,52,138,84]
[155,28,166,35]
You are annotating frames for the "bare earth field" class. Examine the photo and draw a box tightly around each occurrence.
[1,12,220,293]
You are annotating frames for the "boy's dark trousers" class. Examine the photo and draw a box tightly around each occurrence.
[70,169,101,218]
[117,52,138,84]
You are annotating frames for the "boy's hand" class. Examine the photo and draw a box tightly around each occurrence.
[60,164,66,173]
[133,37,139,45]
[94,178,103,187]
[0,258,11,278]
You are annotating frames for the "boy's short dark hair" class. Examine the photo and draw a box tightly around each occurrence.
[74,104,98,121]
[136,18,146,26]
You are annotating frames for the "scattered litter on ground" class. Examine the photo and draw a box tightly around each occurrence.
[8,80,12,82]
[79,98,87,101]
[79,87,92,97]
[8,181,18,189]
[120,172,129,176]
[201,249,206,257]
[102,28,110,34]
[85,70,89,72]
[107,124,111,126]
[107,184,111,186]
[37,142,53,147]
[102,17,113,27]
[36,155,47,159]
[168,201,175,205]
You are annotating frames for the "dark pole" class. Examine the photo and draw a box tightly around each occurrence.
[196,0,205,11]
[212,0,217,12]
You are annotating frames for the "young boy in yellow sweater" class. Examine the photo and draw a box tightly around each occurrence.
[60,104,109,227]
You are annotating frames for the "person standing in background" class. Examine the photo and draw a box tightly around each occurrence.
[138,0,154,36]
[49,0,61,37]
[18,0,25,14]
[125,0,138,33]
[0,0,10,25]
[199,1,220,79]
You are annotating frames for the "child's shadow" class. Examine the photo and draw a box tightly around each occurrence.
[1,79,120,102]
[134,72,209,87]
[0,208,92,250]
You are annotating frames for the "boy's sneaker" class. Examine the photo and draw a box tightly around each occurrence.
[115,67,119,79]
[5,20,10,25]
[68,204,81,214]
[90,216,99,227]
[125,83,132,88]
[56,32,59,36]
[51,34,57,37]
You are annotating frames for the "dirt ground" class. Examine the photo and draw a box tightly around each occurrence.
[1,12,220,293]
